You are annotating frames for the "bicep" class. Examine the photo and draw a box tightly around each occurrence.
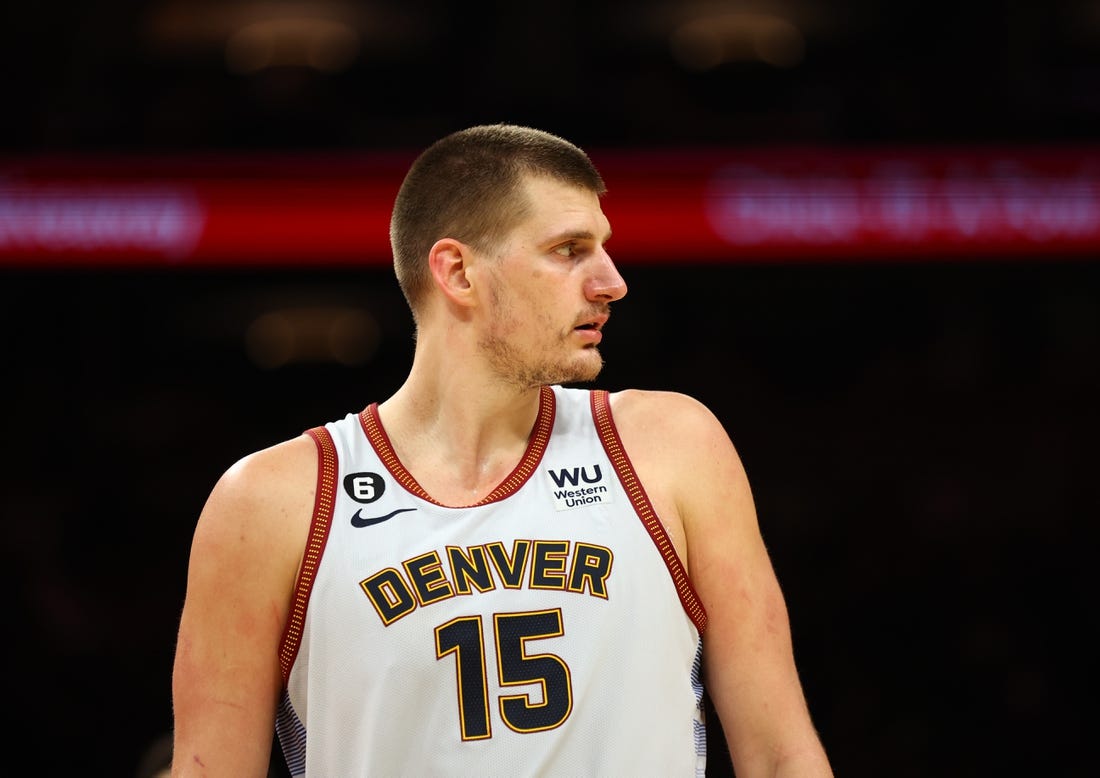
[613,390,827,773]
[695,531,809,767]
[674,407,822,773]
[172,447,312,776]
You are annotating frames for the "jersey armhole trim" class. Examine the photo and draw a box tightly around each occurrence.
[591,389,708,634]
[278,426,338,684]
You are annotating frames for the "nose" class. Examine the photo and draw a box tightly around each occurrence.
[585,248,628,302]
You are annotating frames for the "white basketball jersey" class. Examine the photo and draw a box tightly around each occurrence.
[276,385,708,777]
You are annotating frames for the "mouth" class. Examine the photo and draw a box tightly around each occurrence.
[573,313,609,332]
[572,313,609,345]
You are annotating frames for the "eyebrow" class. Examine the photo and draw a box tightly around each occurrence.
[548,228,613,244]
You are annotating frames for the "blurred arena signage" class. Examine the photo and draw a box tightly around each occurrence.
[1,148,1098,266]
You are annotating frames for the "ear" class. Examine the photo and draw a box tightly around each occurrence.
[428,238,476,308]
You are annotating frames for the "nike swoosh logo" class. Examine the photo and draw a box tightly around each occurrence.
[351,507,418,528]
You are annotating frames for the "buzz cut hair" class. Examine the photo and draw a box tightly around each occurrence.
[389,124,606,317]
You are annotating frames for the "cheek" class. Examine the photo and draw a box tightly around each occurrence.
[504,301,560,347]
[505,281,546,320]
[490,268,565,336]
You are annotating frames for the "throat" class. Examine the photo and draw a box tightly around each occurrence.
[416,455,525,506]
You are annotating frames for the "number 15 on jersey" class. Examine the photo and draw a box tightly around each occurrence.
[435,608,574,740]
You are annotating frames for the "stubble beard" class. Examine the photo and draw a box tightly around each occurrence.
[480,329,604,390]
[479,269,605,390]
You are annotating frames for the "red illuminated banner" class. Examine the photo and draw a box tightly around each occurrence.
[1,147,1098,266]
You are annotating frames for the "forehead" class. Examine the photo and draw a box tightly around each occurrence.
[512,175,610,241]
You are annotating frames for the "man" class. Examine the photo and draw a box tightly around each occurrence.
[171,124,832,776]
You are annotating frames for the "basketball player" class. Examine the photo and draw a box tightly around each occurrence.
[171,125,832,777]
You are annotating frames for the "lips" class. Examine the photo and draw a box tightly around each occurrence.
[573,313,609,332]
[573,312,608,345]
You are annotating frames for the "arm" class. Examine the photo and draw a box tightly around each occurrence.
[614,390,832,777]
[171,436,317,777]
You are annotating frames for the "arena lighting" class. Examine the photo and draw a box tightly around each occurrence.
[1,147,1099,267]
[670,12,805,70]
[145,0,367,72]
[245,305,380,368]
[226,16,360,74]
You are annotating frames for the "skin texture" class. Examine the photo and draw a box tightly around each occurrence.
[171,173,832,776]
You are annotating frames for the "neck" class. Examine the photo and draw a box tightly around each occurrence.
[376,337,545,504]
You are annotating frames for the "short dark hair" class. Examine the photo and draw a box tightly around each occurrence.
[390,124,606,315]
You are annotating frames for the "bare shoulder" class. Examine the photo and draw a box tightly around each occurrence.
[608,386,719,427]
[189,433,319,586]
[178,432,319,674]
[607,389,753,561]
[607,388,741,467]
[172,433,319,775]
[609,390,831,774]
[212,433,318,509]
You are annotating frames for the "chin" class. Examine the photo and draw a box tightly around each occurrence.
[506,349,605,388]
[560,352,605,384]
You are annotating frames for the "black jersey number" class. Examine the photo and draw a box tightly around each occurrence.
[435,609,573,741]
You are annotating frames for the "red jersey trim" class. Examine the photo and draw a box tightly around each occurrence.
[590,389,708,634]
[279,426,338,684]
[357,385,557,507]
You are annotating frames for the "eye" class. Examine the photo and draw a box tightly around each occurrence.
[553,242,577,258]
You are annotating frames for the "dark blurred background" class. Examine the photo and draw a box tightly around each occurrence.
[2,1,1098,776]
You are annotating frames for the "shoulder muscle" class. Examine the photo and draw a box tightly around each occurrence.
[171,433,318,775]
